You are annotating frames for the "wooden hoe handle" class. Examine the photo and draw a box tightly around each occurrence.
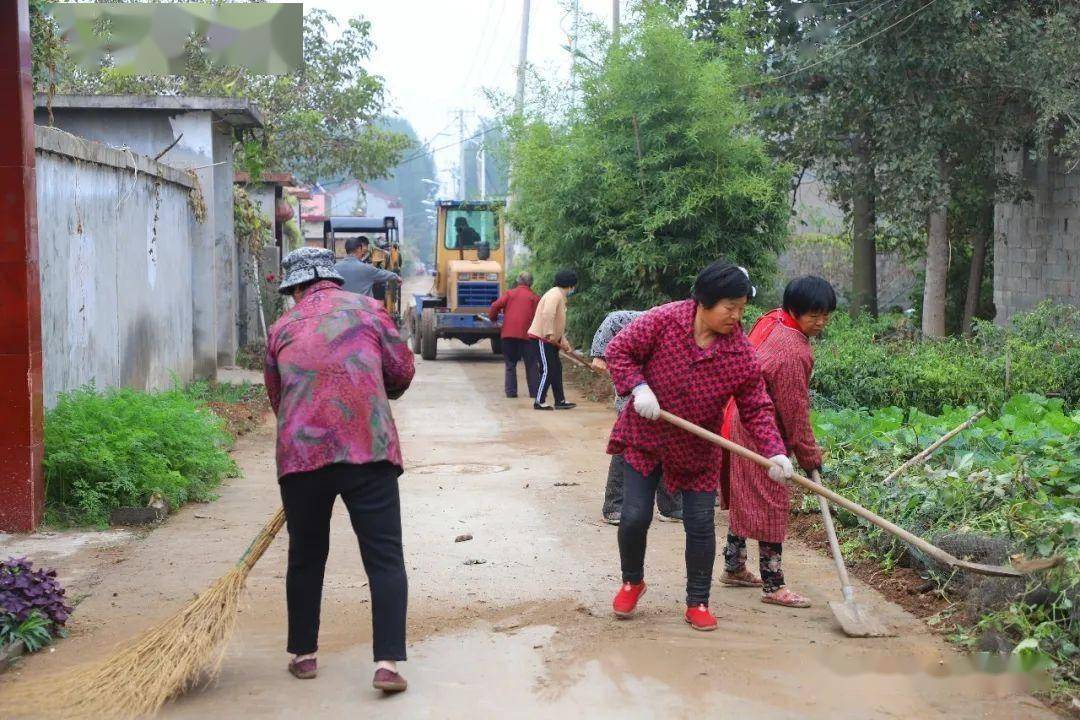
[657,410,1037,578]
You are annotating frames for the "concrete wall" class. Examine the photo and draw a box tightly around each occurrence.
[994,147,1080,323]
[790,169,845,237]
[33,107,238,378]
[782,168,916,310]
[34,126,198,406]
[777,239,917,311]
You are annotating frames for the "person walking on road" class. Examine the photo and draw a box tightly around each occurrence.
[488,272,542,399]
[719,275,836,609]
[604,260,793,632]
[527,269,579,411]
[590,310,682,525]
[336,236,400,297]
[265,247,415,693]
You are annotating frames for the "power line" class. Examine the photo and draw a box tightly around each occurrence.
[470,0,510,96]
[399,124,502,166]
[741,0,940,88]
[398,116,460,166]
[460,0,501,98]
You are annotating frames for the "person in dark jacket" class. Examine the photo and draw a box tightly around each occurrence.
[336,237,399,297]
[488,272,542,398]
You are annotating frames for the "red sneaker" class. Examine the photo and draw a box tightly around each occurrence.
[612,581,646,618]
[684,604,718,631]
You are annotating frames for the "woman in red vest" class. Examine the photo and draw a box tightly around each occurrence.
[720,276,836,608]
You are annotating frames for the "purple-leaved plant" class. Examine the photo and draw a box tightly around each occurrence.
[0,557,72,627]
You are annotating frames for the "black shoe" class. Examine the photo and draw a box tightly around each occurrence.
[534,402,554,411]
[554,402,577,410]
[506,394,518,399]
[603,512,621,525]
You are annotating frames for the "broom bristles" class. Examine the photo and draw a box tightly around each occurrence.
[0,507,285,720]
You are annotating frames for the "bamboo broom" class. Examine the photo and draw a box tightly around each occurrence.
[0,506,286,720]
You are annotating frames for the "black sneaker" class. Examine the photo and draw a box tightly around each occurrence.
[657,511,683,523]
[603,512,621,525]
[554,402,577,410]
[533,402,554,411]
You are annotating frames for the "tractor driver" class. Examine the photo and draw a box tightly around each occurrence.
[454,217,482,248]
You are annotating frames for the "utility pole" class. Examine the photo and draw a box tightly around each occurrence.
[515,0,532,114]
[477,143,487,200]
[612,0,620,43]
[456,109,467,200]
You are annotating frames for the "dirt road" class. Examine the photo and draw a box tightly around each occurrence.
[1,346,1057,719]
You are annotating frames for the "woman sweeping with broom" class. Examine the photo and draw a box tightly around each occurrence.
[605,260,794,631]
[719,275,836,609]
[265,247,415,692]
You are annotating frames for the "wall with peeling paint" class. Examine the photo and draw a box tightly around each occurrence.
[34,126,198,406]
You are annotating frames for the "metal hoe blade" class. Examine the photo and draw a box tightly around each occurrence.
[828,594,894,638]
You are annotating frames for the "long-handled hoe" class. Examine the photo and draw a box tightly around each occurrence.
[658,409,1061,581]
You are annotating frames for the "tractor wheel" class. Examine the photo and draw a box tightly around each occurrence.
[420,308,438,361]
[490,336,502,355]
[408,309,422,355]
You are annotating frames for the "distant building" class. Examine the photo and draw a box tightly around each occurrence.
[299,180,404,246]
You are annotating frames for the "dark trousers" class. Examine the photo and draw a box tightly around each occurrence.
[279,462,407,661]
[618,462,716,606]
[602,453,682,518]
[502,337,540,398]
[724,534,786,593]
[535,340,565,405]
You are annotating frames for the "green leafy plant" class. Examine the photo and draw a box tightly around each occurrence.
[0,610,55,654]
[811,303,1079,414]
[44,386,239,526]
[813,394,1079,684]
[183,380,263,405]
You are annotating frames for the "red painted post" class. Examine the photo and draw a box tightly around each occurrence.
[0,0,45,533]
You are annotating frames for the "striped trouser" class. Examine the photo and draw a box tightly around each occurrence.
[534,340,565,405]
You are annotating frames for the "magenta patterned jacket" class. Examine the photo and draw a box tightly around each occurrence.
[264,281,415,479]
[605,299,786,493]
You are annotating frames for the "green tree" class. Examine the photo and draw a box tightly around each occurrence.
[31,4,407,185]
[684,1,1080,336]
[508,4,790,344]
[367,116,439,265]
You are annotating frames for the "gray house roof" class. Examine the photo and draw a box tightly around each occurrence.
[35,94,263,128]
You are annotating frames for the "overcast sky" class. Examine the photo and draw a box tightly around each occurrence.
[306,1,618,190]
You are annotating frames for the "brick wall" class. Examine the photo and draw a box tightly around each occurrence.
[994,147,1080,323]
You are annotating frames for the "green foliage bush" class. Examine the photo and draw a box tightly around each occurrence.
[509,4,790,345]
[811,302,1079,413]
[44,386,239,526]
[813,394,1079,680]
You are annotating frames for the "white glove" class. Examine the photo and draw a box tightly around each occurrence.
[631,384,660,420]
[767,454,794,484]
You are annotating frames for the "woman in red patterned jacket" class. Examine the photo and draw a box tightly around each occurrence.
[719,276,836,609]
[604,261,795,632]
